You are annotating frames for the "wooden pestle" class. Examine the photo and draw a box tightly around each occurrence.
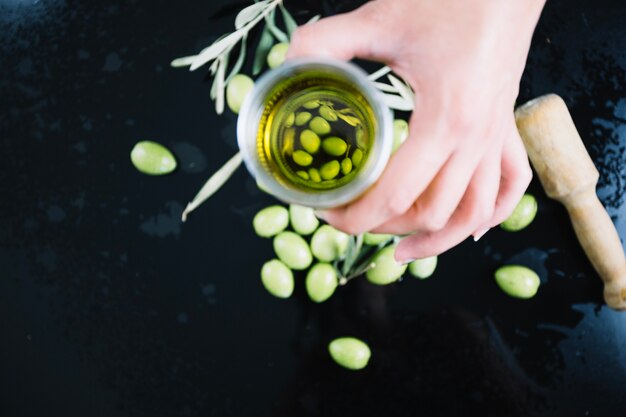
[515,94,626,310]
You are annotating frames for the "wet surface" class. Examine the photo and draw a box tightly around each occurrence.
[1,1,626,416]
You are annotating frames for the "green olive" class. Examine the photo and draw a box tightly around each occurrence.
[273,231,313,270]
[289,204,319,235]
[500,194,538,232]
[363,233,393,246]
[351,148,364,167]
[295,112,312,126]
[303,100,320,109]
[322,137,348,156]
[226,74,255,114]
[293,150,313,167]
[392,119,409,153]
[300,129,321,154]
[408,256,437,279]
[130,141,177,175]
[341,158,353,175]
[305,263,338,303]
[319,105,338,121]
[308,168,322,183]
[261,259,294,298]
[494,265,540,299]
[320,160,341,180]
[309,116,332,135]
[285,112,295,128]
[328,337,371,370]
[310,225,349,262]
[253,205,289,238]
[296,170,309,180]
[266,42,289,69]
[366,245,407,285]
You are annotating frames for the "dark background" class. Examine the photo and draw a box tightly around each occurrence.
[1,1,625,416]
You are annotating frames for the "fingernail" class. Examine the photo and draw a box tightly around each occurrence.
[473,227,490,242]
[398,258,416,266]
[314,210,329,221]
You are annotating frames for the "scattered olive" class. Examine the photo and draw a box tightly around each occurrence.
[500,194,538,232]
[273,231,313,270]
[320,160,341,180]
[310,225,349,262]
[261,259,294,298]
[300,129,321,154]
[289,204,319,236]
[363,233,393,246]
[322,137,348,156]
[266,42,289,69]
[366,245,407,285]
[309,116,332,135]
[328,337,371,370]
[253,205,289,238]
[293,150,313,167]
[130,141,177,175]
[305,263,338,303]
[494,265,540,299]
[408,256,437,279]
[392,119,409,153]
[226,74,254,114]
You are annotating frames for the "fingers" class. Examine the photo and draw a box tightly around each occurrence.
[480,126,532,230]
[320,111,452,235]
[287,5,397,63]
[394,140,502,262]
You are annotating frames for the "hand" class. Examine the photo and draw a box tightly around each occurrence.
[287,0,544,262]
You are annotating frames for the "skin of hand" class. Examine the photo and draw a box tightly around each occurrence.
[287,0,545,263]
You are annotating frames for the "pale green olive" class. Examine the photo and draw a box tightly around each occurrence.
[226,74,255,114]
[392,119,409,153]
[363,233,393,246]
[309,116,332,135]
[310,225,349,262]
[300,129,321,154]
[266,42,289,69]
[322,137,348,156]
[351,148,364,167]
[308,168,322,183]
[319,105,338,121]
[341,158,353,175]
[328,337,371,370]
[500,194,538,232]
[273,231,313,270]
[305,263,338,303]
[320,160,341,180]
[303,100,320,109]
[494,265,540,299]
[295,112,312,126]
[289,204,319,235]
[293,150,313,166]
[285,112,295,128]
[408,256,437,279]
[253,205,289,238]
[261,259,294,298]
[296,170,309,180]
[366,245,407,285]
[130,141,177,175]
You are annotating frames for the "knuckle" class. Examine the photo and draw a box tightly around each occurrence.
[418,213,449,233]
[386,193,414,217]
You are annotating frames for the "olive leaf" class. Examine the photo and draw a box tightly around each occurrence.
[214,55,228,114]
[306,14,321,24]
[253,25,275,75]
[264,8,288,42]
[336,113,361,126]
[170,55,197,68]
[381,93,414,111]
[387,74,414,104]
[235,0,270,29]
[189,30,244,71]
[368,66,391,81]
[181,152,244,222]
[372,81,399,94]
[341,234,363,277]
[279,3,298,36]
[226,34,248,84]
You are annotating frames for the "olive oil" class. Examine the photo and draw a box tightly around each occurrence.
[257,72,377,191]
[238,58,393,209]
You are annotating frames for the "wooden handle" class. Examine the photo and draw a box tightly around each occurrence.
[515,94,626,310]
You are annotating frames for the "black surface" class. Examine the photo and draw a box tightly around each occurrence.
[1,1,626,416]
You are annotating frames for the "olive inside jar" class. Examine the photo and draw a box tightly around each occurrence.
[238,58,393,209]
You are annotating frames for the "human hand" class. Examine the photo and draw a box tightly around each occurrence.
[287,0,544,262]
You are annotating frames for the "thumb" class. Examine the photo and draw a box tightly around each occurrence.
[287,8,394,63]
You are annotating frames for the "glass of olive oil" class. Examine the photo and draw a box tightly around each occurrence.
[238,58,393,208]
